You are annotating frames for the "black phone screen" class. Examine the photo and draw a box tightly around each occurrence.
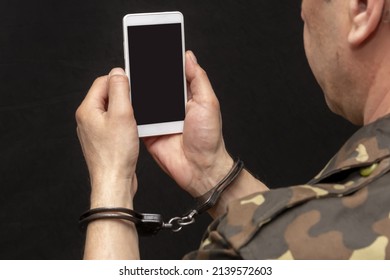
[127,23,185,126]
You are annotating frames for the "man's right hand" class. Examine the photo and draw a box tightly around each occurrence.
[144,51,234,198]
[145,51,268,218]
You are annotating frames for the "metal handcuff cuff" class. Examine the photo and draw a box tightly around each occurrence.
[79,159,244,235]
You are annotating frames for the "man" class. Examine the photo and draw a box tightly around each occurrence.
[76,0,390,259]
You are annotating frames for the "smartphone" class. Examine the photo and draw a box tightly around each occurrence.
[123,12,187,137]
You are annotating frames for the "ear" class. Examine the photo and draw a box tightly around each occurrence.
[348,0,385,46]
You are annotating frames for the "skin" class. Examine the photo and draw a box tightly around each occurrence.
[301,0,390,124]
[77,53,267,259]
[76,0,390,259]
[76,69,140,259]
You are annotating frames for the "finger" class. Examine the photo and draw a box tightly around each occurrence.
[185,51,218,105]
[107,68,133,118]
[80,75,109,114]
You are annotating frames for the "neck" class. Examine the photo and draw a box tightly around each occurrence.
[364,88,390,125]
[362,23,390,125]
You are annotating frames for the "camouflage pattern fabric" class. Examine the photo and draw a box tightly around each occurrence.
[184,114,390,259]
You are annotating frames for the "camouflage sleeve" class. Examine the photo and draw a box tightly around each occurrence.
[184,159,390,260]
[183,218,242,260]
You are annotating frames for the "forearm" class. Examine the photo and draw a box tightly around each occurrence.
[76,68,140,259]
[83,176,140,260]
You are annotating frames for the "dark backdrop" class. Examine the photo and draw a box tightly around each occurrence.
[0,0,356,259]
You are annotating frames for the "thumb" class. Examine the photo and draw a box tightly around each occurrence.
[107,68,133,117]
[185,51,218,105]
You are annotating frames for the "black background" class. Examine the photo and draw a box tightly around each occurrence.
[0,0,356,259]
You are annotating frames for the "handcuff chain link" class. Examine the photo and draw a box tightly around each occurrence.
[163,210,198,232]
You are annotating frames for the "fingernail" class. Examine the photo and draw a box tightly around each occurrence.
[109,68,126,77]
[188,51,198,65]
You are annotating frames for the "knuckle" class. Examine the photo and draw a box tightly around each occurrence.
[116,107,135,120]
[109,74,129,85]
[210,97,220,109]
[75,106,86,124]
[93,76,109,88]
[95,75,107,83]
[198,68,208,79]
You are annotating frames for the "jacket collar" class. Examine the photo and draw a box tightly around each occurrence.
[310,114,390,184]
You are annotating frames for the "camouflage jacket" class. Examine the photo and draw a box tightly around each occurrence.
[184,114,390,259]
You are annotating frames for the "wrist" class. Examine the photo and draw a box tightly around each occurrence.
[207,168,268,219]
[90,174,137,209]
[190,153,234,197]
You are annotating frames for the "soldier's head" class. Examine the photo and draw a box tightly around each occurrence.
[301,0,390,125]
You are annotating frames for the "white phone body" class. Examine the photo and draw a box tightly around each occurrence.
[123,12,187,137]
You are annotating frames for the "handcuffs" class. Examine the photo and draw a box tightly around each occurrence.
[79,159,244,235]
